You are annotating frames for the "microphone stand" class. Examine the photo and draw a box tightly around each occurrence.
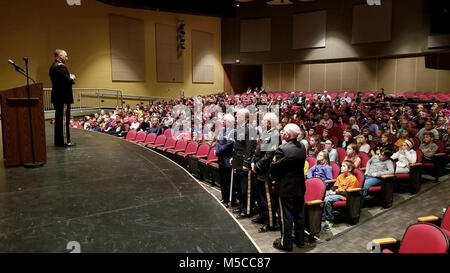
[22,57,44,168]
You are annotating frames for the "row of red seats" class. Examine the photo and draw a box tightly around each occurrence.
[124,129,221,185]
[235,91,449,102]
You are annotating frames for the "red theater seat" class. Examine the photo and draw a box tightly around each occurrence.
[304,178,326,241]
[164,139,188,160]
[155,137,176,153]
[372,223,449,253]
[146,135,166,149]
[189,144,210,178]
[337,148,347,165]
[127,131,146,143]
[124,130,137,141]
[174,141,199,169]
[138,133,156,146]
[306,157,317,169]
[198,148,218,185]
[330,168,364,225]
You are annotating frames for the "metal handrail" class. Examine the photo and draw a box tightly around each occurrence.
[43,88,171,112]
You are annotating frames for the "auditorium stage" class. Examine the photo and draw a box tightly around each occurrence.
[0,124,259,253]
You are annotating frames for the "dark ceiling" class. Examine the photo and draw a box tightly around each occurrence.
[97,0,237,17]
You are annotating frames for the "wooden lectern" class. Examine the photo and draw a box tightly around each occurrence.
[0,83,46,167]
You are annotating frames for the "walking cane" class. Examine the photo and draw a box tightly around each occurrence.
[228,168,234,211]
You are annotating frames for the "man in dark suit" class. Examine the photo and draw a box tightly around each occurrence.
[49,49,75,147]
[215,114,235,205]
[252,112,280,233]
[270,123,306,251]
[231,108,257,218]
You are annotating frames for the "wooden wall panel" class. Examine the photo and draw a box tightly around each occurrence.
[396,57,416,92]
[294,64,310,91]
[359,60,377,91]
[416,57,437,92]
[156,23,184,82]
[280,63,295,91]
[192,30,214,83]
[437,69,450,92]
[342,62,359,92]
[109,14,145,82]
[377,58,396,93]
[325,63,341,92]
[310,63,326,92]
[263,64,280,91]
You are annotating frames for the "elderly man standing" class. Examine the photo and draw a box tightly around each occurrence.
[232,108,257,219]
[270,123,307,251]
[50,49,75,147]
[251,112,280,233]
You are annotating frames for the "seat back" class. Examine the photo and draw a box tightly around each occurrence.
[164,129,173,138]
[163,137,176,148]
[415,149,423,163]
[305,178,326,202]
[184,142,199,154]
[353,168,365,188]
[330,162,340,179]
[134,131,147,142]
[206,147,217,161]
[306,157,317,168]
[441,206,450,232]
[124,124,130,132]
[337,148,347,164]
[125,130,137,140]
[196,144,210,157]
[154,135,167,146]
[173,139,188,151]
[434,140,444,153]
[144,133,157,144]
[399,223,449,253]
[358,152,370,169]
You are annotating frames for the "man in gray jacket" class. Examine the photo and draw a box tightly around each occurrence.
[362,148,394,200]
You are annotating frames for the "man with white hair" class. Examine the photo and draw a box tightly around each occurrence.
[251,112,280,232]
[320,90,332,102]
[215,114,235,205]
[232,108,257,218]
[270,123,307,251]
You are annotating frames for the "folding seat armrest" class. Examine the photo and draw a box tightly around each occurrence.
[196,155,208,159]
[208,159,218,163]
[174,149,184,152]
[417,215,441,226]
[409,162,422,167]
[372,237,397,245]
[372,237,400,252]
[305,200,323,206]
[324,179,336,184]
[381,174,395,179]
[360,168,366,172]
[166,146,175,149]
[185,152,197,155]
[347,188,362,193]
[434,153,445,157]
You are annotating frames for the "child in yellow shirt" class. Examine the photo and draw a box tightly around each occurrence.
[323,160,359,230]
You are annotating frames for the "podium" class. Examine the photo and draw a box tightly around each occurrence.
[0,83,46,167]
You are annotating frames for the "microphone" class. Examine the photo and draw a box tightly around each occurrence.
[8,59,25,73]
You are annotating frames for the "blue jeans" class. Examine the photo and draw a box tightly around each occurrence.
[324,194,343,221]
[363,175,382,198]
